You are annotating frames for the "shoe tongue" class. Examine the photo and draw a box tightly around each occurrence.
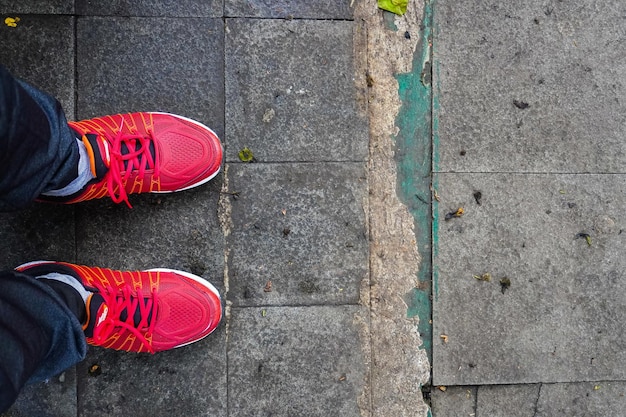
[84,292,155,338]
[119,140,156,171]
[72,126,157,175]
[80,133,111,179]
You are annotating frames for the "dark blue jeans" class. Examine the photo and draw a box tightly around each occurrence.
[0,64,79,211]
[0,271,87,412]
[0,66,86,412]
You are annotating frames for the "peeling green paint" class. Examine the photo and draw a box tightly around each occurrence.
[382,10,399,31]
[393,0,435,365]
[432,59,441,302]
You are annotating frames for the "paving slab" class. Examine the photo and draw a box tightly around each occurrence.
[536,381,626,417]
[76,17,224,138]
[2,369,77,417]
[225,0,354,19]
[225,18,368,163]
[0,205,76,269]
[434,0,626,173]
[476,384,539,417]
[0,15,75,117]
[433,173,626,385]
[0,1,72,14]
[226,162,368,307]
[78,326,227,417]
[228,305,369,417]
[74,181,226,416]
[76,0,222,17]
[75,180,224,284]
[430,386,476,417]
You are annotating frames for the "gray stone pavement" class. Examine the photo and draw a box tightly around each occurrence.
[432,0,626,415]
[2,0,625,416]
[0,1,378,416]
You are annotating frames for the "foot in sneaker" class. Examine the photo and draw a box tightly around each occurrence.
[39,112,223,208]
[16,261,222,353]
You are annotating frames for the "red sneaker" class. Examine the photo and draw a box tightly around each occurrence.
[16,261,222,353]
[40,112,222,208]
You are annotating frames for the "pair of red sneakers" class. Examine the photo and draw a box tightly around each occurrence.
[22,112,224,353]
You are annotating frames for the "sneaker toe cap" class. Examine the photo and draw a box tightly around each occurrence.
[153,119,222,190]
[151,284,222,350]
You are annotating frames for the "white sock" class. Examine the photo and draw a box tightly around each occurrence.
[36,272,92,304]
[42,139,95,197]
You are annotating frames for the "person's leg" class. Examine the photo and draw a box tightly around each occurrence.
[0,260,223,413]
[0,271,87,413]
[16,261,223,353]
[0,65,79,211]
[0,65,223,211]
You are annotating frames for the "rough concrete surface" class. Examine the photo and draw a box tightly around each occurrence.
[430,386,476,417]
[1,370,77,417]
[536,381,626,417]
[0,15,75,117]
[78,326,227,417]
[227,306,369,417]
[225,0,354,19]
[431,0,626,415]
[434,173,626,385]
[75,0,222,17]
[225,18,368,163]
[434,0,626,174]
[7,0,624,414]
[476,384,540,417]
[0,205,76,270]
[353,1,431,416]
[0,0,71,14]
[76,17,225,138]
[226,163,368,307]
[432,382,626,417]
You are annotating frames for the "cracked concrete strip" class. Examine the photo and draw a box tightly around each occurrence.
[354,1,431,416]
[218,163,234,346]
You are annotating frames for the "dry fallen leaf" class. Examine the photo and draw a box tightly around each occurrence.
[473,273,492,282]
[445,207,465,221]
[4,17,20,27]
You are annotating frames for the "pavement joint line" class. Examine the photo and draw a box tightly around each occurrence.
[223,16,357,22]
[224,160,369,164]
[446,379,626,386]
[229,302,367,309]
[435,171,626,175]
[473,385,479,416]
[533,383,543,417]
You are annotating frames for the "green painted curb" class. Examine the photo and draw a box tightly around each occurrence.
[393,0,435,366]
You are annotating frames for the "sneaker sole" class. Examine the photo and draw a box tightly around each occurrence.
[15,260,56,270]
[148,112,223,194]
